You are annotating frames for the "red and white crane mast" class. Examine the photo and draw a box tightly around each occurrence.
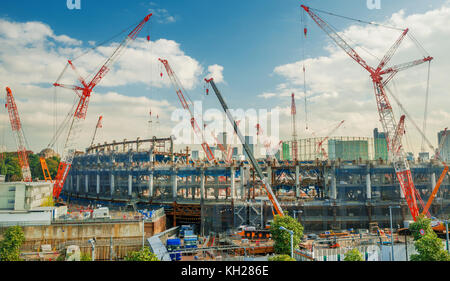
[158,58,215,162]
[301,5,433,220]
[5,87,32,182]
[51,14,152,199]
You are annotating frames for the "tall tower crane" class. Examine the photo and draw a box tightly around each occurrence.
[301,4,432,220]
[291,93,299,161]
[316,120,345,160]
[205,78,284,216]
[158,58,215,162]
[5,87,32,182]
[50,14,152,199]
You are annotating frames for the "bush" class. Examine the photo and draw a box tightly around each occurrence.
[344,248,364,261]
[268,254,295,261]
[0,226,25,261]
[124,247,159,261]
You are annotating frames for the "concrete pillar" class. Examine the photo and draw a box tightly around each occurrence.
[110,173,115,196]
[214,176,219,199]
[148,173,154,198]
[231,166,236,200]
[70,176,73,191]
[240,166,246,199]
[85,174,89,194]
[295,165,300,198]
[200,170,205,200]
[431,172,436,192]
[191,175,196,199]
[96,174,100,195]
[366,173,371,200]
[185,176,189,198]
[172,172,178,200]
[331,166,337,200]
[76,175,80,193]
[128,174,132,196]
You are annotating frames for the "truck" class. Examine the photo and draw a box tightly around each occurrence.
[166,238,182,261]
[179,225,194,238]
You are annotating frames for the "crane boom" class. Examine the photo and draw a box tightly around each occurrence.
[159,58,215,162]
[51,14,152,199]
[90,115,103,147]
[5,87,32,182]
[317,120,345,159]
[301,5,434,220]
[205,78,284,216]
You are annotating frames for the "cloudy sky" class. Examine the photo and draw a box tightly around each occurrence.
[0,0,448,158]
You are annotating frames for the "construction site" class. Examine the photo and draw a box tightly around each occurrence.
[1,2,449,262]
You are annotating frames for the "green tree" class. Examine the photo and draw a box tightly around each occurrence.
[0,226,25,261]
[270,214,303,255]
[41,195,55,207]
[409,215,450,261]
[268,254,295,261]
[124,247,159,261]
[344,248,364,261]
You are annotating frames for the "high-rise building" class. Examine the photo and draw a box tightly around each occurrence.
[232,147,238,157]
[438,130,450,162]
[328,139,369,160]
[282,142,290,160]
[374,128,388,161]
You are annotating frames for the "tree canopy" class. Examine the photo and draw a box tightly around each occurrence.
[0,226,25,261]
[268,254,296,261]
[409,215,450,261]
[270,214,304,255]
[344,248,364,261]
[0,152,60,181]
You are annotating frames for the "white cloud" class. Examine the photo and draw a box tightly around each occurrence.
[266,3,450,154]
[0,18,207,153]
[205,64,225,83]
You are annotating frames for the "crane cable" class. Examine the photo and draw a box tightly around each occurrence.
[301,9,309,131]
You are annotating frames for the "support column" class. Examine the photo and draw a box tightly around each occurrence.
[366,165,371,200]
[240,166,246,199]
[76,175,80,193]
[110,173,115,196]
[200,170,205,200]
[96,174,100,195]
[331,165,337,200]
[128,174,132,197]
[214,176,219,199]
[231,166,236,200]
[295,165,300,198]
[70,176,74,191]
[148,173,154,198]
[172,171,178,200]
[430,172,436,193]
[191,175,196,200]
[85,174,89,194]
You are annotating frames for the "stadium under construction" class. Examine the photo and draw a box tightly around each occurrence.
[61,134,450,234]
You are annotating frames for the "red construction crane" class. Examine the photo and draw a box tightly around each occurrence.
[90,115,103,147]
[291,93,299,161]
[301,4,432,220]
[51,13,152,199]
[316,120,345,160]
[158,58,215,162]
[5,87,32,182]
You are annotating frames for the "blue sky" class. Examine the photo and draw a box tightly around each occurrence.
[0,0,449,155]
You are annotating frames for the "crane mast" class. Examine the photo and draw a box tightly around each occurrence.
[301,5,433,220]
[158,58,215,162]
[205,78,284,216]
[291,93,298,161]
[51,14,152,199]
[5,87,32,182]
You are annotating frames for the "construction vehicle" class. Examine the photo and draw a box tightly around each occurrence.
[48,13,152,200]
[301,5,447,232]
[5,87,32,182]
[205,78,284,217]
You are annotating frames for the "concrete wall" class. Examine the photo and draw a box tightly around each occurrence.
[0,182,52,211]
